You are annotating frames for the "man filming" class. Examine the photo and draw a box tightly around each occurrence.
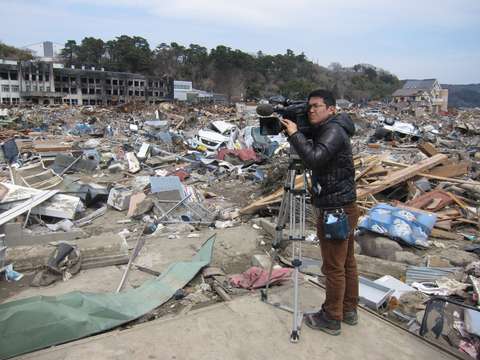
[280,89,359,336]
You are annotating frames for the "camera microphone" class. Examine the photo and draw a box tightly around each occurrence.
[256,103,275,117]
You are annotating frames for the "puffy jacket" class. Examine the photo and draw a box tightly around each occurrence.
[288,113,356,208]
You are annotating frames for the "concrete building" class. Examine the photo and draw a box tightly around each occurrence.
[392,79,448,114]
[174,80,218,103]
[0,59,173,106]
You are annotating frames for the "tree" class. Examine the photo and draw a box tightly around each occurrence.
[59,40,79,66]
[76,37,105,67]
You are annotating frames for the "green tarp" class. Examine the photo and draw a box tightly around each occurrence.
[0,235,215,359]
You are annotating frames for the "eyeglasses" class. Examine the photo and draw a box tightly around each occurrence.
[308,103,326,111]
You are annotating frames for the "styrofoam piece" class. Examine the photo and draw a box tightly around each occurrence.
[359,276,395,310]
[374,275,415,299]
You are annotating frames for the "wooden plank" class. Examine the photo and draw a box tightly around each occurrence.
[357,154,448,199]
[240,175,304,214]
[427,162,469,178]
[382,159,480,186]
[430,228,463,241]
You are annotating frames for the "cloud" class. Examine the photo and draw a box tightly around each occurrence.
[1,0,478,82]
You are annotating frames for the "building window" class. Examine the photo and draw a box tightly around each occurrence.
[55,87,60,92]
[106,79,111,85]
[32,74,37,81]
[148,81,152,87]
[148,91,153,96]
[140,91,144,96]
[106,89,111,95]
[81,78,87,83]
[10,72,18,80]
[96,89,102,95]
[2,98,10,104]
[135,90,139,96]
[38,74,43,81]
[71,99,78,105]
[113,89,118,95]
[134,81,139,87]
[45,74,49,81]
[140,81,144,87]
[63,88,69,93]
[55,75,61,81]
[119,80,124,86]
[82,88,88,94]
[11,85,19,92]
[2,85,10,92]
[128,90,133,96]
[39,86,44,92]
[128,80,133,86]
[1,72,8,80]
[12,98,19,104]
[46,86,51,92]
[119,89,124,95]
[154,91,159,96]
[112,79,118,85]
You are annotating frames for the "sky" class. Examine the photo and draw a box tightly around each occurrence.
[1,0,479,84]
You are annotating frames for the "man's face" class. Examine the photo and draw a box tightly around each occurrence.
[307,97,336,125]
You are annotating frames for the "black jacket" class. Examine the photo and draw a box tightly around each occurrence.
[288,113,356,208]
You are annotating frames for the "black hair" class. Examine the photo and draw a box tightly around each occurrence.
[307,89,336,107]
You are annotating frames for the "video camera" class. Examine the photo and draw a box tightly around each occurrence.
[256,96,311,136]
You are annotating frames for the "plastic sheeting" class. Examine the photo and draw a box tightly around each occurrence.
[0,235,215,360]
[359,203,436,247]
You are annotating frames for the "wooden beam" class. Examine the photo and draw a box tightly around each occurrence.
[357,153,448,199]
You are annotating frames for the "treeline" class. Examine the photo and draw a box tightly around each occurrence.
[0,42,33,61]
[5,36,402,102]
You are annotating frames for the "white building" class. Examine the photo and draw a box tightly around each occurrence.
[174,80,213,102]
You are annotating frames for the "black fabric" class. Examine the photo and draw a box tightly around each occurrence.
[288,113,356,208]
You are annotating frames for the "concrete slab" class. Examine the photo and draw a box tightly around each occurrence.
[15,283,455,360]
[2,225,262,302]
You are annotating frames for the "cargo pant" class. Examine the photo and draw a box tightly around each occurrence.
[316,203,360,321]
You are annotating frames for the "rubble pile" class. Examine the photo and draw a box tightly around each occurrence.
[1,102,480,358]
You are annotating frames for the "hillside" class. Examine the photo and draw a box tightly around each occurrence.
[442,84,480,108]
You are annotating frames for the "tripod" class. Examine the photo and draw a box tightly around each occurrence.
[261,154,311,343]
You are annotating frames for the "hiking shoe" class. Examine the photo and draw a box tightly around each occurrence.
[343,310,358,326]
[304,310,341,336]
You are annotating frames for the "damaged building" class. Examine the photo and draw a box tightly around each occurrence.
[392,79,448,115]
[0,59,173,106]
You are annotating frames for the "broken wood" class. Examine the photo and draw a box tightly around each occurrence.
[357,153,448,199]
[430,228,463,241]
[417,142,439,157]
[212,283,232,302]
[427,162,470,178]
[240,175,305,214]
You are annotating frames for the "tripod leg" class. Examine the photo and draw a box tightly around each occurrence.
[290,241,302,342]
[261,169,295,302]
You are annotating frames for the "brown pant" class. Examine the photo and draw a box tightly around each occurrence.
[316,203,359,321]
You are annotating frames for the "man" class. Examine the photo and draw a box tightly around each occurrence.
[280,89,359,336]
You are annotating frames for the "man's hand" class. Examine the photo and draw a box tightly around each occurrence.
[280,118,298,136]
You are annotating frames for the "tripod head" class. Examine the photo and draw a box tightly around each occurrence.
[287,146,305,175]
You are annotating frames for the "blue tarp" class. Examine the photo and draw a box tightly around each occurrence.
[358,203,436,248]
